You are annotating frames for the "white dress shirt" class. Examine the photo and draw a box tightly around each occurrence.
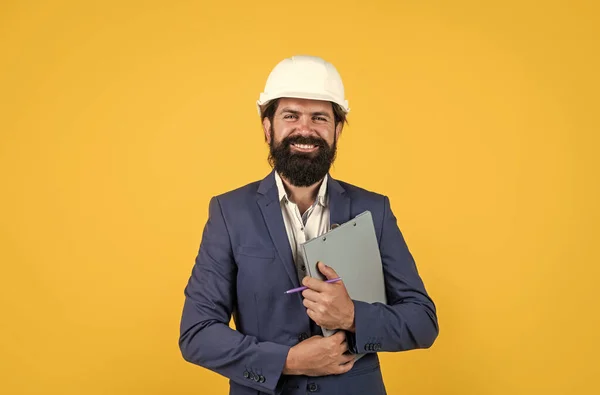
[274,171,330,282]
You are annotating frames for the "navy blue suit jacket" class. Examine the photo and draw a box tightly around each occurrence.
[179,171,438,395]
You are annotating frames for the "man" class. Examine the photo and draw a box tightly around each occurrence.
[179,55,438,395]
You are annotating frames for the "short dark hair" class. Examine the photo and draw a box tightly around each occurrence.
[260,98,348,129]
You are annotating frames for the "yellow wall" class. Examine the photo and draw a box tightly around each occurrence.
[1,1,598,394]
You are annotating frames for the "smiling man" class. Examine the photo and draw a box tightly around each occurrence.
[179,55,438,395]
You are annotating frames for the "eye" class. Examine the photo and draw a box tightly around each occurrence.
[283,114,298,119]
[314,116,328,122]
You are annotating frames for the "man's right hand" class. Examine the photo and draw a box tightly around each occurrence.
[283,331,356,376]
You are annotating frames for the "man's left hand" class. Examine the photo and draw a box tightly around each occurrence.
[301,262,355,332]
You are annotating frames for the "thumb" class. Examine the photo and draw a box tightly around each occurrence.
[318,261,338,280]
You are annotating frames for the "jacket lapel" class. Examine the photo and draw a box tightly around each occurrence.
[327,174,351,227]
[256,170,299,289]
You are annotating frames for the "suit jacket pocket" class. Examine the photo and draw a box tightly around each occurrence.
[339,364,386,395]
[343,359,380,378]
[235,245,276,259]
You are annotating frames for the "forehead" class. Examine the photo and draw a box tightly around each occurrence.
[276,97,333,114]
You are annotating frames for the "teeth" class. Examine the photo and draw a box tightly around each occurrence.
[294,144,315,149]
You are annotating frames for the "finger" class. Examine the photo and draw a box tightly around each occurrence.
[332,330,346,343]
[306,308,319,324]
[301,276,328,292]
[317,261,340,280]
[301,288,321,302]
[341,353,355,364]
[302,298,319,312]
[337,357,355,374]
[339,341,348,354]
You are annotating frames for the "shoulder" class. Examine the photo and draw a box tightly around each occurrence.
[210,179,262,206]
[332,177,395,226]
[334,178,388,205]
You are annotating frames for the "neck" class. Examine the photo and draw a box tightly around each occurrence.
[279,173,324,214]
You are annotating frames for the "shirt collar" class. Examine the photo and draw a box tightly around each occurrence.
[274,171,328,207]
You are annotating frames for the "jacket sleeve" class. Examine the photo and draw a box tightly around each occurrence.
[347,196,439,354]
[179,197,290,395]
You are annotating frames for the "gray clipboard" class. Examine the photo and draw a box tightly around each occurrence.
[300,211,387,357]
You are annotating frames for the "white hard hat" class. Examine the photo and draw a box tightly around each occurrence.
[257,55,350,116]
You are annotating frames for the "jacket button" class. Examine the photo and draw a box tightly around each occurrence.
[259,375,265,383]
[243,371,249,378]
[308,383,319,392]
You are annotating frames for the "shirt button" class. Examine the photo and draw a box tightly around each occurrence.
[308,383,319,392]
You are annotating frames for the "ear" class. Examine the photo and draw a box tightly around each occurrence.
[262,117,272,144]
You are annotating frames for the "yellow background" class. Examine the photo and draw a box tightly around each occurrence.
[1,1,598,394]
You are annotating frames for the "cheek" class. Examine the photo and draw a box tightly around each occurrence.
[273,128,295,144]
[318,128,335,144]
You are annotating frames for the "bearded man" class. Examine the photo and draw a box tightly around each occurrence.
[179,55,438,395]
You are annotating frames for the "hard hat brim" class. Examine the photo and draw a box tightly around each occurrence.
[256,91,350,116]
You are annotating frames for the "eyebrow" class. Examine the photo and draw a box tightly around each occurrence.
[280,108,332,118]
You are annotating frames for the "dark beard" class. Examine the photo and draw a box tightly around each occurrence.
[268,128,337,187]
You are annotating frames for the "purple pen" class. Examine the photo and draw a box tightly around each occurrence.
[284,277,342,294]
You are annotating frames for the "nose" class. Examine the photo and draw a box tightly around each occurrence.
[296,115,313,135]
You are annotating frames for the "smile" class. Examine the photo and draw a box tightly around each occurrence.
[291,143,319,152]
